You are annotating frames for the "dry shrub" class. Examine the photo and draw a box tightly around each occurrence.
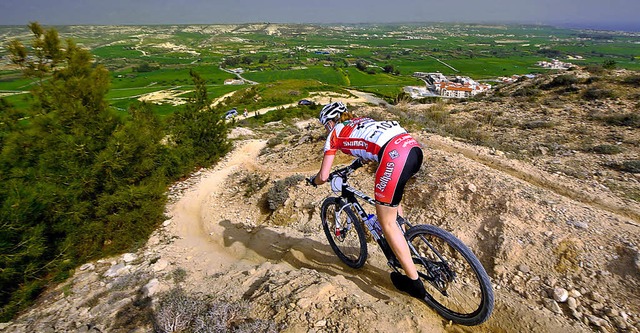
[582,87,616,100]
[593,112,640,128]
[542,74,579,89]
[589,144,622,155]
[154,288,277,333]
[553,238,583,274]
[240,172,269,197]
[193,300,276,333]
[522,120,555,130]
[154,288,204,333]
[609,160,640,174]
[622,75,640,87]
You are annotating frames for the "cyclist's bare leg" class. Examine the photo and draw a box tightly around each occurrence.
[376,204,418,280]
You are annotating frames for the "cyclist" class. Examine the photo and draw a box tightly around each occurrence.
[307,101,426,299]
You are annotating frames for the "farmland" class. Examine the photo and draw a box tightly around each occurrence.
[1,23,638,114]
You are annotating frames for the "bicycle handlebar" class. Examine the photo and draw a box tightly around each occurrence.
[328,159,364,181]
[305,159,364,187]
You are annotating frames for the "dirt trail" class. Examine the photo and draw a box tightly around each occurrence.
[160,140,452,332]
[158,137,596,333]
[219,89,386,122]
[162,140,266,275]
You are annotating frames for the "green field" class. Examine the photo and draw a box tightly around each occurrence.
[1,23,638,114]
[243,66,348,85]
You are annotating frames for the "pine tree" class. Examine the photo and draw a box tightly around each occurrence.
[168,70,231,168]
[1,22,233,322]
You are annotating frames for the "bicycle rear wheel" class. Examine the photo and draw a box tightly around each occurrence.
[320,197,367,268]
[405,224,494,326]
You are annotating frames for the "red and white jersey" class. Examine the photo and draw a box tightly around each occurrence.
[323,117,407,162]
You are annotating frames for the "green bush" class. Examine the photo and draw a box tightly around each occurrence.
[584,64,605,74]
[590,144,622,155]
[522,120,555,130]
[0,25,232,321]
[608,160,640,173]
[584,76,602,84]
[622,75,640,87]
[559,85,580,94]
[603,59,617,69]
[621,160,640,173]
[542,74,579,89]
[593,112,640,128]
[266,175,304,210]
[133,63,160,72]
[583,87,616,100]
[511,86,540,97]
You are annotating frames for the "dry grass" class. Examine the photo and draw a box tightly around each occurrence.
[153,288,277,333]
[553,239,583,274]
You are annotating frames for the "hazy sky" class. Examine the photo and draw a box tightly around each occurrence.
[2,0,639,31]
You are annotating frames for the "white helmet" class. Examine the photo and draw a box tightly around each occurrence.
[319,101,347,125]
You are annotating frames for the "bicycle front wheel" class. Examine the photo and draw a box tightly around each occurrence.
[320,197,367,268]
[406,224,494,326]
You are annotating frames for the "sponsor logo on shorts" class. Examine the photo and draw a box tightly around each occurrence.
[375,162,395,192]
[394,136,406,144]
[403,138,417,148]
[388,149,399,159]
[393,134,418,148]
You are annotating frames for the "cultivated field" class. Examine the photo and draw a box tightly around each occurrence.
[1,23,639,116]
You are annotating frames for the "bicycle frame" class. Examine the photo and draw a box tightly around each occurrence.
[329,160,410,225]
[328,161,426,269]
[322,161,494,325]
[336,180,375,220]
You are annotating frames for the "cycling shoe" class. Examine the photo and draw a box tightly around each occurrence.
[390,272,426,299]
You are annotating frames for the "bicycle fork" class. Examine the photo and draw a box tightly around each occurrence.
[333,204,353,238]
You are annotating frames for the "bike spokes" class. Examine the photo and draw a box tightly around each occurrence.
[321,198,368,268]
[410,233,486,318]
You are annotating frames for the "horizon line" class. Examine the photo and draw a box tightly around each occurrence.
[1,20,638,33]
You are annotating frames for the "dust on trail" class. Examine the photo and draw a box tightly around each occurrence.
[161,139,589,333]
[163,140,266,275]
[161,139,451,332]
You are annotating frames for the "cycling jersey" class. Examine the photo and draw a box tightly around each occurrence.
[323,117,407,162]
[323,117,423,206]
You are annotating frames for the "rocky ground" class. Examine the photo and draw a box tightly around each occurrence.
[2,69,639,333]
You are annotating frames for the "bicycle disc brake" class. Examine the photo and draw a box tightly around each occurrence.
[333,209,352,242]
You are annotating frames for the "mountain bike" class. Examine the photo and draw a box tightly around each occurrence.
[311,159,494,326]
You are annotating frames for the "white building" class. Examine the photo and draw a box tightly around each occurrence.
[224,79,244,85]
[411,72,491,99]
[537,59,575,70]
